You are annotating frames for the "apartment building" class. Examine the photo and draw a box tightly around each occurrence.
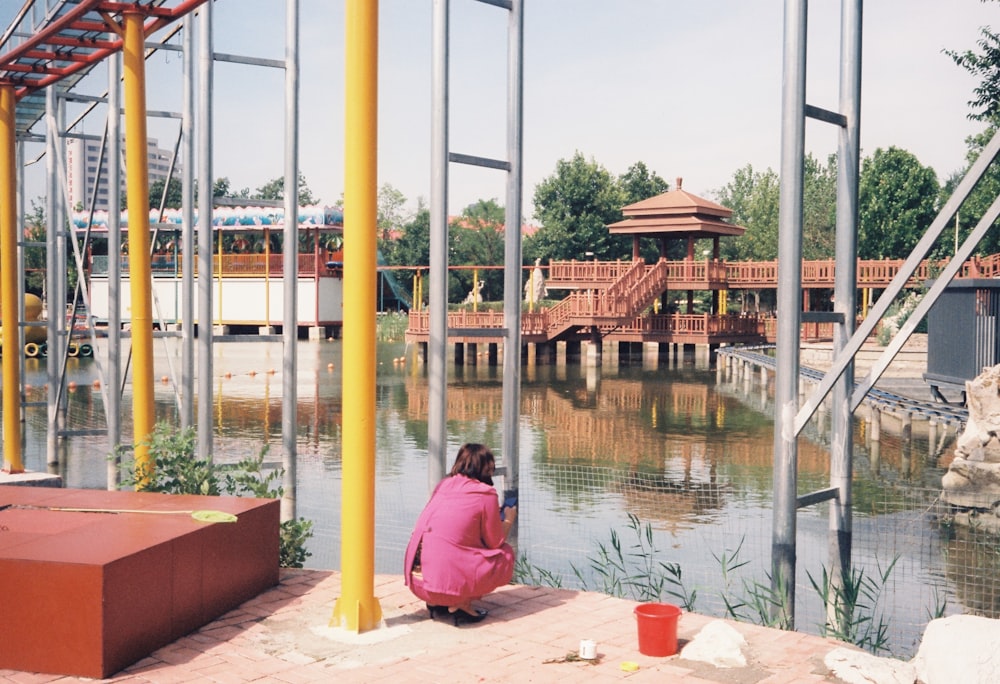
[65,137,177,211]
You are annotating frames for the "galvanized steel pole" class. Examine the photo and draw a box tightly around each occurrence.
[107,52,123,486]
[181,15,196,430]
[428,0,450,491]
[773,0,808,629]
[830,0,862,596]
[502,0,524,511]
[281,0,300,524]
[197,2,214,460]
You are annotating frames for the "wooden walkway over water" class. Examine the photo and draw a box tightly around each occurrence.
[404,253,1000,354]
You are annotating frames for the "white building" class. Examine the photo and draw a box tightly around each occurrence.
[65,137,177,211]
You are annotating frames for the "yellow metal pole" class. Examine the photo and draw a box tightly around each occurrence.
[122,12,155,479]
[264,227,271,325]
[0,84,22,473]
[217,228,223,324]
[472,268,479,312]
[332,0,382,632]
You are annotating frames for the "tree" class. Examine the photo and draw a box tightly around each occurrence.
[945,9,1000,255]
[22,200,47,296]
[526,152,628,263]
[801,153,838,260]
[715,164,780,262]
[377,183,409,248]
[857,147,940,260]
[149,177,183,211]
[254,172,318,205]
[619,161,669,205]
[945,13,1000,125]
[450,199,506,302]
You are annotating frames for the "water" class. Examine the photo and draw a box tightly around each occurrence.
[17,338,981,657]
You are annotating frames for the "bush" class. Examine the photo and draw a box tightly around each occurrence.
[117,422,314,568]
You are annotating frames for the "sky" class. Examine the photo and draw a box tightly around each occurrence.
[5,0,999,222]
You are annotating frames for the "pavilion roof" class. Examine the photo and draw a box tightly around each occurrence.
[607,178,745,239]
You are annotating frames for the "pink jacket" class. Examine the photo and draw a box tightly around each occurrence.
[404,475,515,606]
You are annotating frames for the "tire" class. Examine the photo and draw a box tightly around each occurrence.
[24,342,39,358]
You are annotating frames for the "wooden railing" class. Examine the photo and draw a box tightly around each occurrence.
[549,254,1000,290]
[95,249,344,278]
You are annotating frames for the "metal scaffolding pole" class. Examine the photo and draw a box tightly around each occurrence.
[428,0,450,490]
[107,52,123,486]
[281,0,300,523]
[197,2,214,460]
[181,15,196,430]
[501,0,524,520]
[829,0,862,613]
[772,0,808,629]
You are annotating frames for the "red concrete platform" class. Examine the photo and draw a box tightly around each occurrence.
[0,485,279,679]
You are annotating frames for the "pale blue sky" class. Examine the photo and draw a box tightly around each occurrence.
[6,1,998,220]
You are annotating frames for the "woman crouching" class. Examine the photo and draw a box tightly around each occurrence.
[404,443,517,624]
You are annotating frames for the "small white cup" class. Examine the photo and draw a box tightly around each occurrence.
[579,639,597,660]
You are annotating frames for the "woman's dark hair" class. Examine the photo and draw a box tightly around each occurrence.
[449,443,495,485]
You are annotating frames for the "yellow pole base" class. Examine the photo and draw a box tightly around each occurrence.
[330,595,384,633]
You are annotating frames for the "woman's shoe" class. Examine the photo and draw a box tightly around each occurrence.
[449,607,488,626]
[426,604,449,620]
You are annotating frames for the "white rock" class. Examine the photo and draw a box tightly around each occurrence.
[912,615,1000,684]
[824,647,915,684]
[680,620,747,668]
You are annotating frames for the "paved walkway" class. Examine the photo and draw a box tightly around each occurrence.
[1,569,857,683]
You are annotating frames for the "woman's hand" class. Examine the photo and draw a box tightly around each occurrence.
[502,505,517,526]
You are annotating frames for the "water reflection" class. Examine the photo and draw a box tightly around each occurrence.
[17,338,985,657]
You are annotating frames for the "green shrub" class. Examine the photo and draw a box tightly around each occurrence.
[117,422,314,568]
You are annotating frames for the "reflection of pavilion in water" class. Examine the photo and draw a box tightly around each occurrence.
[405,375,833,470]
[403,374,836,532]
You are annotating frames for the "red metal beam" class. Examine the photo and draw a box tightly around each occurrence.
[0,0,209,98]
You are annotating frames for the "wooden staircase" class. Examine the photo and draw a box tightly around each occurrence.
[542,259,672,340]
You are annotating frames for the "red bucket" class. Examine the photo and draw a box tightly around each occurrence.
[634,602,681,656]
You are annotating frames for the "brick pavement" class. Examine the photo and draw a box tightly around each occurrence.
[0,569,859,683]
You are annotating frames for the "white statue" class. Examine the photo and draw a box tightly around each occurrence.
[524,257,547,303]
[463,280,484,305]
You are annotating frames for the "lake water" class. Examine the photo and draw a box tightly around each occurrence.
[17,338,992,657]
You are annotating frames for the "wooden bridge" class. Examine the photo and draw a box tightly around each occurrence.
[404,253,1000,353]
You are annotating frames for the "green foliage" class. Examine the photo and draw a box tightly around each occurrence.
[802,153,838,260]
[22,200,47,296]
[858,147,940,260]
[619,161,669,205]
[150,177,183,211]
[117,422,313,568]
[513,553,564,588]
[712,536,789,629]
[121,421,219,495]
[254,172,319,205]
[951,127,1000,256]
[376,311,409,341]
[876,291,923,346]
[526,151,631,263]
[450,199,506,301]
[571,513,696,610]
[946,20,1000,125]
[714,154,837,262]
[807,557,898,654]
[715,164,780,261]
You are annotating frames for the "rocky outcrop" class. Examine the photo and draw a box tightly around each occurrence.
[941,364,1000,528]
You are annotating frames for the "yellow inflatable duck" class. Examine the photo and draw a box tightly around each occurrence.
[0,293,48,355]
